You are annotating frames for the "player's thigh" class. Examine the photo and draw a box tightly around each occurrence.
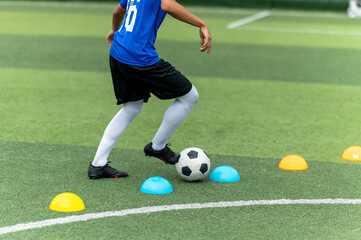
[109,56,150,104]
[135,59,193,100]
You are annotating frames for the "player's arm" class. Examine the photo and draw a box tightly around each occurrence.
[161,0,212,53]
[106,4,126,46]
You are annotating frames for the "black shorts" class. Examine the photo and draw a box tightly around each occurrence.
[109,55,192,105]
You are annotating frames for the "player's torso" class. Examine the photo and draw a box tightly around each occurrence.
[110,0,167,66]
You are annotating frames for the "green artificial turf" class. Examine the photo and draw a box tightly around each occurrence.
[2,2,361,239]
[1,67,361,162]
[2,141,361,239]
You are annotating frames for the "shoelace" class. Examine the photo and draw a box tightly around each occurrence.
[103,162,117,172]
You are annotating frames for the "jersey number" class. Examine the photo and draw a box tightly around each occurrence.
[125,5,137,32]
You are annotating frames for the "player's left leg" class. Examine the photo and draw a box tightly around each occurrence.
[144,86,199,164]
[88,99,143,179]
[348,0,361,17]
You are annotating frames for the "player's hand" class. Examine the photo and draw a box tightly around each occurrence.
[199,26,211,54]
[106,30,115,46]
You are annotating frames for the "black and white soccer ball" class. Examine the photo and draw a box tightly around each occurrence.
[175,147,211,182]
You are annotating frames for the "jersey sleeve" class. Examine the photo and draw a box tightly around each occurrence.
[120,0,127,9]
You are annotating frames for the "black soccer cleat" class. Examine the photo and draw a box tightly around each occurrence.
[88,162,128,180]
[144,142,180,165]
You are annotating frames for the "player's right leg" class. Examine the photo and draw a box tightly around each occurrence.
[151,85,199,149]
[132,59,196,165]
[144,86,199,165]
[144,142,180,165]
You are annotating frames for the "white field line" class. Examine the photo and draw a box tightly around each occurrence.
[1,198,361,236]
[227,11,271,29]
[237,26,361,36]
[270,11,347,19]
[188,8,347,19]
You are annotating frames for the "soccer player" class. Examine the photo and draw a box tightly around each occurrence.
[348,0,361,17]
[87,0,212,179]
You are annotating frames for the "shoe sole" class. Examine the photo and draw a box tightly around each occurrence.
[144,152,170,164]
[88,175,124,180]
[88,175,100,180]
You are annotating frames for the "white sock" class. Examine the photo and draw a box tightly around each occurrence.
[350,0,358,9]
[92,100,143,167]
[152,85,199,151]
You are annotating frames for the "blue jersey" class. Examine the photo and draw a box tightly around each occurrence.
[109,0,167,66]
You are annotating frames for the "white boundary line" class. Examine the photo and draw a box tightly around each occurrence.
[227,11,271,29]
[238,26,361,36]
[188,8,347,19]
[269,11,347,19]
[1,198,361,236]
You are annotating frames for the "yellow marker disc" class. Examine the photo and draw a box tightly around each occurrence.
[341,146,361,161]
[278,155,308,171]
[49,192,85,212]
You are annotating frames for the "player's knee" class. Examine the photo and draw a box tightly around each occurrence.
[188,86,199,106]
[191,89,199,106]
[179,85,199,107]
[123,100,143,115]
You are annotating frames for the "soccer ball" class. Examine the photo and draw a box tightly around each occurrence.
[175,147,211,182]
